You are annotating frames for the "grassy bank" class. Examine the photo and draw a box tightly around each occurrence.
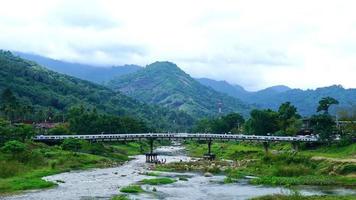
[251,194,356,200]
[180,141,356,187]
[0,140,149,195]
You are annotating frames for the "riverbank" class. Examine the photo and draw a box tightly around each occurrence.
[0,140,150,195]
[251,193,356,200]
[154,141,356,188]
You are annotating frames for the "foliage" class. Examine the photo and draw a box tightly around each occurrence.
[0,140,151,194]
[310,114,335,142]
[140,177,177,185]
[251,194,356,200]
[48,123,70,135]
[278,102,301,135]
[245,109,279,135]
[111,194,130,200]
[0,50,194,131]
[67,106,150,134]
[61,138,86,151]
[108,61,252,118]
[317,97,339,114]
[1,140,26,154]
[193,113,244,134]
[119,185,144,193]
[0,118,36,143]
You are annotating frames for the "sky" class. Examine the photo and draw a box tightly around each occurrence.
[1,0,356,91]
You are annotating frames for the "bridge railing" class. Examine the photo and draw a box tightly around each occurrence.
[33,133,319,142]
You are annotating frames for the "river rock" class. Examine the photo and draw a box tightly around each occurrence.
[204,172,213,177]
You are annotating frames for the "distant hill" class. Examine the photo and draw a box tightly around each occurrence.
[0,51,193,130]
[14,52,142,84]
[197,78,355,116]
[108,62,252,118]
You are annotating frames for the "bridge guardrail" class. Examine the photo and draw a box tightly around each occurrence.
[33,133,319,142]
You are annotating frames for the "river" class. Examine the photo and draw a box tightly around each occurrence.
[2,145,355,200]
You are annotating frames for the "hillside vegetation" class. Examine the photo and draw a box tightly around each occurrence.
[109,61,252,118]
[0,50,193,131]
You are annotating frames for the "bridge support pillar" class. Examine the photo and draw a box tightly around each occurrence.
[203,140,215,161]
[263,142,269,153]
[291,142,299,152]
[145,139,158,163]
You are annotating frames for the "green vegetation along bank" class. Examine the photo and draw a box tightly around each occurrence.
[0,139,151,195]
[154,141,356,188]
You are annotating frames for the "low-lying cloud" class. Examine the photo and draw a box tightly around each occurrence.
[1,0,356,91]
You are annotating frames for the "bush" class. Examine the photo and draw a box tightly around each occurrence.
[338,164,356,175]
[1,140,26,154]
[273,165,312,177]
[140,177,176,185]
[0,160,24,178]
[61,138,86,151]
[119,185,144,193]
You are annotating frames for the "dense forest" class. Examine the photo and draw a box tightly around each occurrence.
[108,61,252,118]
[0,50,194,131]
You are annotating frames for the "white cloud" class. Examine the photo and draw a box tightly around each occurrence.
[0,0,356,90]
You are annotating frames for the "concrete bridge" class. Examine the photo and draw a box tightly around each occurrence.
[33,133,319,162]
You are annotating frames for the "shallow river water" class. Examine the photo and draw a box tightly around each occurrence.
[2,146,355,200]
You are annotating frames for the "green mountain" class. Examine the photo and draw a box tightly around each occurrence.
[197,78,356,116]
[108,61,252,118]
[0,50,193,130]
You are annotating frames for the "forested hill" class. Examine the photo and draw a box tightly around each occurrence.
[0,50,193,130]
[108,61,252,118]
[14,52,142,84]
[197,78,356,116]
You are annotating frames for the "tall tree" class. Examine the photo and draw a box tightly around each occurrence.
[0,88,19,122]
[245,109,279,135]
[317,97,339,114]
[278,102,301,135]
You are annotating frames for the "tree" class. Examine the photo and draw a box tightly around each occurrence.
[61,138,86,152]
[310,114,335,143]
[0,88,19,122]
[245,109,279,135]
[221,113,245,133]
[317,97,339,114]
[278,102,301,135]
[193,119,212,133]
[48,123,71,135]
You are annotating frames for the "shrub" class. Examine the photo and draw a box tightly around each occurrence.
[338,164,356,175]
[273,165,312,177]
[0,160,24,178]
[119,185,144,193]
[140,177,176,185]
[1,140,26,154]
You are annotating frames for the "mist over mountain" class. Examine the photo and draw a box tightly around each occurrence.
[14,52,142,84]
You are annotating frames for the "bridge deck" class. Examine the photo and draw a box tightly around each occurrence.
[33,133,318,142]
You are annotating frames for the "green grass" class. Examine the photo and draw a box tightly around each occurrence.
[183,141,356,187]
[185,141,262,160]
[111,194,130,200]
[251,194,356,200]
[119,185,144,193]
[0,141,151,195]
[300,143,356,158]
[140,177,177,185]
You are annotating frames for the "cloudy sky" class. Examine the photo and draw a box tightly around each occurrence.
[1,0,356,91]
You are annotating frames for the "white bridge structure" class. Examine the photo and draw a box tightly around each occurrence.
[33,133,318,142]
[33,133,319,162]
